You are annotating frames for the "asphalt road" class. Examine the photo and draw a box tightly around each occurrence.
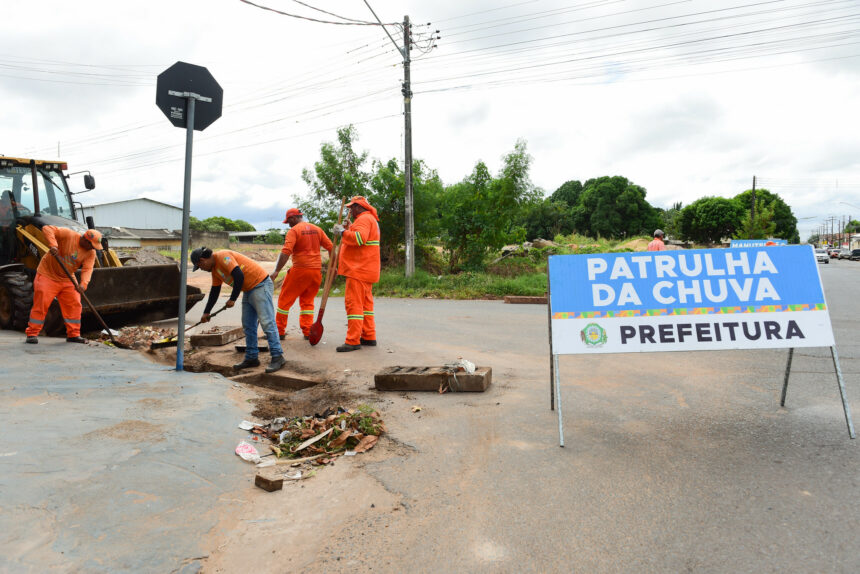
[1,257,858,572]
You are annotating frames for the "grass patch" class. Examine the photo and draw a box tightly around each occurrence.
[375,268,546,299]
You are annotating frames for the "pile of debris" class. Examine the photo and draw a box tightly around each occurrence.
[234,406,386,491]
[98,325,176,349]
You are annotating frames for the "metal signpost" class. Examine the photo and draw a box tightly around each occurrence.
[155,62,223,371]
[547,245,854,446]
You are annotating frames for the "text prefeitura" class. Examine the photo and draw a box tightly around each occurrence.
[587,251,779,307]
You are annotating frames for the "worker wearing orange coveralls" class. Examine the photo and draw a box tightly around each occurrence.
[331,196,380,352]
[270,207,333,340]
[25,226,103,344]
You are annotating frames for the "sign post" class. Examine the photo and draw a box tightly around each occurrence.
[155,62,223,372]
[547,246,854,444]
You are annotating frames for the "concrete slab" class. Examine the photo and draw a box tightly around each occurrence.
[374,365,492,392]
[0,333,249,573]
[190,325,243,347]
[503,295,547,304]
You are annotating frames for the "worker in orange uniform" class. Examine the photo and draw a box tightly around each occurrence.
[25,226,103,344]
[191,247,285,373]
[331,196,380,352]
[647,229,666,251]
[270,208,333,341]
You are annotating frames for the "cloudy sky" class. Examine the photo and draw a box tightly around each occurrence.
[3,0,859,240]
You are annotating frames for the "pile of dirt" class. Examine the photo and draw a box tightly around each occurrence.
[99,325,176,349]
[618,238,650,251]
[240,249,279,262]
[120,249,179,266]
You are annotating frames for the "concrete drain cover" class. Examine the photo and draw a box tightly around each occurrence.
[231,371,322,391]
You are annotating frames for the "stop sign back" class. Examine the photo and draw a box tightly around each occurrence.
[156,62,223,131]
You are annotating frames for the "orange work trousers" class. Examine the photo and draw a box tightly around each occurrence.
[26,272,82,337]
[344,277,375,345]
[276,267,321,337]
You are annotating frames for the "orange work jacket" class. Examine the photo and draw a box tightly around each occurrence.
[210,250,268,291]
[338,211,380,283]
[282,221,333,269]
[36,226,96,288]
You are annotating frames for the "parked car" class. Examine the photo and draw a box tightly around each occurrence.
[837,249,852,259]
[850,249,860,261]
[814,248,830,264]
[829,248,841,258]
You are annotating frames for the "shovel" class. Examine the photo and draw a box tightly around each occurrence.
[50,251,132,349]
[308,197,346,346]
[149,304,228,349]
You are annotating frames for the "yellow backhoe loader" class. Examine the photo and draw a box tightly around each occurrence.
[0,156,202,335]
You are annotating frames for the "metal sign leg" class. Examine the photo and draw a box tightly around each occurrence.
[780,347,794,407]
[830,347,856,439]
[554,354,565,447]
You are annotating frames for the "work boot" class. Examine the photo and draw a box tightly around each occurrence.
[303,335,310,340]
[233,357,260,370]
[265,355,286,373]
[25,336,38,344]
[360,338,377,346]
[336,343,361,352]
[279,333,285,341]
[66,336,87,344]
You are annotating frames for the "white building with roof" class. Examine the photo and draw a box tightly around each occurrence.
[80,198,182,230]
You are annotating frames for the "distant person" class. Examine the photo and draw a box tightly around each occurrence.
[191,247,285,373]
[270,208,333,340]
[647,229,666,252]
[26,227,103,344]
[331,196,380,352]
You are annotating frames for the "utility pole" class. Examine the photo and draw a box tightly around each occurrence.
[402,15,414,277]
[363,3,416,276]
[750,175,756,227]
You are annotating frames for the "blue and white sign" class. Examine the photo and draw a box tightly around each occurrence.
[730,239,788,248]
[549,246,833,354]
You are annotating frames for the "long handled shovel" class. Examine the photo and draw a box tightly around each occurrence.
[149,304,228,349]
[308,198,346,346]
[50,251,132,349]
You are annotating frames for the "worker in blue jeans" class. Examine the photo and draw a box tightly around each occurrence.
[191,247,285,373]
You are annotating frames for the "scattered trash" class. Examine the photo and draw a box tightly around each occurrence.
[235,441,261,464]
[344,451,356,456]
[101,328,120,337]
[100,325,176,349]
[412,405,422,413]
[238,420,256,431]
[284,470,303,480]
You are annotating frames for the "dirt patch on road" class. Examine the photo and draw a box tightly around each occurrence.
[84,420,165,442]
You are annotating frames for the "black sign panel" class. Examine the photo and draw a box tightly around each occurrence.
[156,62,223,131]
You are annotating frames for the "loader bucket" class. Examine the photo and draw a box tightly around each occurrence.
[44,264,203,335]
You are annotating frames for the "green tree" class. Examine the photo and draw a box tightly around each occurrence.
[368,158,443,265]
[572,176,661,239]
[678,196,743,244]
[733,188,798,243]
[189,216,255,232]
[440,139,539,271]
[844,219,860,234]
[658,201,683,239]
[519,198,575,241]
[734,199,776,240]
[550,180,583,207]
[299,124,371,229]
[263,228,284,244]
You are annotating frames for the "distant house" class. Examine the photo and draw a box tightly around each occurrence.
[97,226,182,250]
[81,198,182,230]
[229,231,270,244]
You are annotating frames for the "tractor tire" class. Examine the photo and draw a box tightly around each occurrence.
[0,270,34,331]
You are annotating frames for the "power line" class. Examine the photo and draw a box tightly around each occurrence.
[239,0,392,25]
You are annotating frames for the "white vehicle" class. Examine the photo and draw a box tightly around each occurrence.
[814,248,830,264]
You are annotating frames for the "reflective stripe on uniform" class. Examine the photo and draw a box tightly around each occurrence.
[354,231,363,246]
[365,240,380,246]
[277,307,290,315]
[300,310,314,315]
[64,318,81,324]
[347,315,364,320]
[363,311,374,316]
[29,318,45,325]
